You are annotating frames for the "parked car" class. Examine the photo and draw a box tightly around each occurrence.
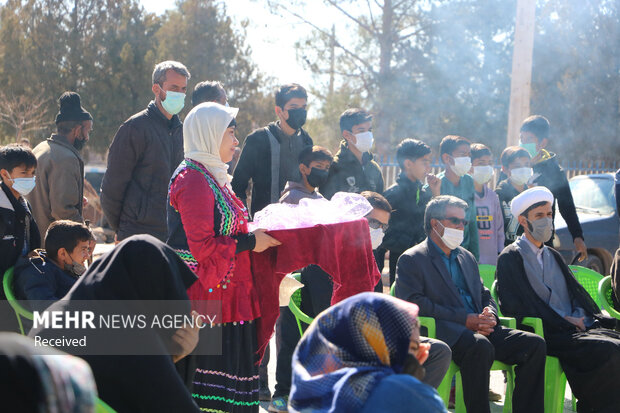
[85,165,106,195]
[553,173,619,274]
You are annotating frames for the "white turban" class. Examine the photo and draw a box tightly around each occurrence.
[510,186,554,217]
[183,102,239,186]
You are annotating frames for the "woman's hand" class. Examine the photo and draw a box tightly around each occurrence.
[171,311,202,363]
[252,229,282,253]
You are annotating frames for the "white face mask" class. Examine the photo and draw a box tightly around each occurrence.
[450,156,472,177]
[353,131,373,153]
[472,165,494,185]
[8,174,36,196]
[434,221,464,250]
[370,227,384,250]
[510,167,533,186]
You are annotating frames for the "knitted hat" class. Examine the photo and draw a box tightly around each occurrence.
[55,92,93,124]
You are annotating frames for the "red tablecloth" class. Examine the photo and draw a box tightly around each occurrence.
[250,219,381,359]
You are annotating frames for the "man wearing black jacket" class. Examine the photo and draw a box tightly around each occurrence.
[232,84,312,216]
[518,115,588,261]
[101,61,190,242]
[497,186,620,413]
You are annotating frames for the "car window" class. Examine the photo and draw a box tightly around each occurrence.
[569,177,615,215]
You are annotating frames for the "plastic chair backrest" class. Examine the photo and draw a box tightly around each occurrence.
[478,264,496,290]
[598,276,620,320]
[288,273,314,337]
[389,282,396,297]
[95,397,117,413]
[3,267,33,335]
[569,265,603,309]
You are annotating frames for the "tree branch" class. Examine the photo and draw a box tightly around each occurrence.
[323,0,376,36]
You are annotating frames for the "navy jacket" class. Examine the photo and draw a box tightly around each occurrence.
[393,238,497,346]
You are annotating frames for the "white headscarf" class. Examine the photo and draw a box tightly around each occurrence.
[183,102,239,186]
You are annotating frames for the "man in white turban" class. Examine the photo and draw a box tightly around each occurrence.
[496,186,620,412]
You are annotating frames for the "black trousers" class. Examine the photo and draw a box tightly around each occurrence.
[547,327,620,413]
[450,325,546,413]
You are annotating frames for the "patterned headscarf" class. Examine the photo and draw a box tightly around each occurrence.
[289,292,419,413]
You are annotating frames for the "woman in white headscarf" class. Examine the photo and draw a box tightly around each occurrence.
[167,102,280,412]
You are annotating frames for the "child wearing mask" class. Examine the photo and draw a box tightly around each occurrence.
[495,146,532,245]
[519,115,587,260]
[279,146,333,204]
[0,144,40,281]
[471,144,504,265]
[382,139,440,287]
[434,135,479,260]
[320,108,384,200]
[13,220,93,310]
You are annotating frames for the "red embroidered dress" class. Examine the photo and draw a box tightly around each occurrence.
[169,159,260,323]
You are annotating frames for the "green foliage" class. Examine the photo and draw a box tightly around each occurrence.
[0,0,273,156]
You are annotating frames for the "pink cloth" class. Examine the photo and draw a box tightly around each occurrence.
[250,219,381,359]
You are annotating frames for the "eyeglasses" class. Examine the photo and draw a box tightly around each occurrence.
[367,218,389,232]
[441,216,468,226]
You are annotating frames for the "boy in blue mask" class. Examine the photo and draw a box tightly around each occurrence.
[518,115,587,261]
[0,144,40,283]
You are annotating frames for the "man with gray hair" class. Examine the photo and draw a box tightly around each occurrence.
[101,60,190,241]
[394,195,545,413]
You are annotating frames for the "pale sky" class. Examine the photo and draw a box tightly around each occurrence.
[141,0,341,88]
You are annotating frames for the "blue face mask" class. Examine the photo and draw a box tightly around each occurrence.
[519,141,538,159]
[8,174,36,196]
[161,90,185,115]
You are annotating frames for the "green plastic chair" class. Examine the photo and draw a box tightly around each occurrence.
[492,281,568,413]
[288,273,313,337]
[598,276,620,320]
[95,397,117,413]
[391,282,517,412]
[478,264,497,291]
[569,265,603,308]
[2,267,33,335]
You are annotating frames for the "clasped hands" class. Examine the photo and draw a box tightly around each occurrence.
[466,306,497,336]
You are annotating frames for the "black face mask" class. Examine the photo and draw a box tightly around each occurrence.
[401,353,426,381]
[285,108,307,130]
[306,167,329,188]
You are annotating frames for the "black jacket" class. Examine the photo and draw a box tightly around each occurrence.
[101,102,183,241]
[320,141,384,200]
[495,179,526,246]
[382,173,431,253]
[13,251,77,311]
[231,122,312,215]
[532,151,584,242]
[0,182,41,284]
[496,243,613,339]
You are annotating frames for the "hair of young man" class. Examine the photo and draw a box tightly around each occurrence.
[361,191,392,213]
[424,195,468,235]
[298,145,333,167]
[152,60,191,85]
[275,83,307,109]
[45,220,94,261]
[396,138,432,169]
[191,80,225,107]
[520,201,550,221]
[470,143,492,161]
[0,144,37,172]
[56,120,84,136]
[520,115,550,141]
[339,108,372,133]
[439,135,471,157]
[500,146,531,168]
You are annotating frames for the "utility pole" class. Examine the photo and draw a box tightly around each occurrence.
[328,25,335,100]
[506,0,536,146]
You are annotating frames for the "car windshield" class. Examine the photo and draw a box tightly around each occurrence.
[569,176,616,215]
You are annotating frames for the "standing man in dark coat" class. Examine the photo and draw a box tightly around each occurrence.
[496,186,620,413]
[394,195,546,413]
[320,108,384,200]
[231,84,312,216]
[101,61,190,242]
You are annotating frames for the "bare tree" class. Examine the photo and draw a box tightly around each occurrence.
[0,93,52,143]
